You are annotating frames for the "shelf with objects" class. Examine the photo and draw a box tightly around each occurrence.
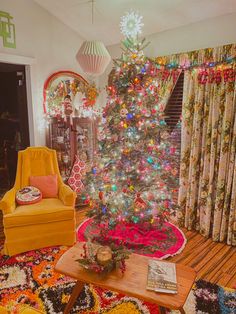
[46,116,73,182]
[44,71,100,208]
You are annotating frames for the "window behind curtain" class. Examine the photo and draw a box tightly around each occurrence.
[164,71,184,202]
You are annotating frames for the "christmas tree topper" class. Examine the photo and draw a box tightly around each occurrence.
[120,11,143,38]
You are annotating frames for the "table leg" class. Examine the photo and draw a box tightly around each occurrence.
[63,280,84,314]
[158,306,167,314]
[159,306,186,314]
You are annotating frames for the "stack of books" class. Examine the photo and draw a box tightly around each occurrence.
[146,260,177,294]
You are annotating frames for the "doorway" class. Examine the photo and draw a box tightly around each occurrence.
[0,62,30,188]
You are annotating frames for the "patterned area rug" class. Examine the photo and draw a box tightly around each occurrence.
[0,246,235,314]
[77,218,186,259]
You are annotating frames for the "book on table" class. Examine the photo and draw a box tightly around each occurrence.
[146,260,177,294]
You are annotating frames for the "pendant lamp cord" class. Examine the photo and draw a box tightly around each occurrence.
[91,0,94,24]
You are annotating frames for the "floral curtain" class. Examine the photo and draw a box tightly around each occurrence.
[156,69,181,110]
[178,64,236,245]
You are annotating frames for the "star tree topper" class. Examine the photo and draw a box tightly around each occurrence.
[120,11,144,38]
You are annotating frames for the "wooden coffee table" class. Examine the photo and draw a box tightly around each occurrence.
[55,242,196,314]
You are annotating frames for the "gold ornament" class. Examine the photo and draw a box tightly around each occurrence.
[133,77,140,84]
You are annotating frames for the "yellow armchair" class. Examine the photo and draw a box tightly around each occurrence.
[0,146,76,256]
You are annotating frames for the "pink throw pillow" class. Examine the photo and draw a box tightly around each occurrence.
[30,174,58,198]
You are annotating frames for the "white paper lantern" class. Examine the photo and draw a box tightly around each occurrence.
[76,41,111,76]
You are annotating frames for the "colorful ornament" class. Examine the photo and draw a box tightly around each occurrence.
[147,156,154,164]
[120,108,128,117]
[126,113,134,120]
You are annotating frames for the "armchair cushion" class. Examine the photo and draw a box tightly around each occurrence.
[59,183,76,206]
[0,187,16,215]
[30,174,58,198]
[4,198,74,228]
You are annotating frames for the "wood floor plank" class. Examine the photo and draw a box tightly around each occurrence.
[192,243,226,272]
[194,245,232,280]
[178,239,215,267]
[169,235,212,264]
[218,273,234,287]
[204,249,236,283]
[226,273,236,288]
[207,250,236,284]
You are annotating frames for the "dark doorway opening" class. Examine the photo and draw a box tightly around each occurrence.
[0,62,30,189]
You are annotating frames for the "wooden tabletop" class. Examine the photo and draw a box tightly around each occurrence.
[55,242,196,310]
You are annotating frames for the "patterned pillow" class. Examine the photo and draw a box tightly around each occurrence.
[16,186,42,205]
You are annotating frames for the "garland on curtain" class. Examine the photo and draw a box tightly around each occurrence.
[154,43,236,70]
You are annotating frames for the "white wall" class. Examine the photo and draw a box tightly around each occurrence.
[0,0,87,146]
[146,12,236,57]
[98,12,236,106]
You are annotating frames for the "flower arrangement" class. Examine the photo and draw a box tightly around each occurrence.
[76,241,130,274]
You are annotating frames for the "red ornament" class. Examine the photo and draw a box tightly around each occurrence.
[214,70,222,84]
[170,147,176,154]
[135,193,146,209]
[223,68,235,83]
[198,70,208,84]
[162,70,170,80]
[208,69,216,84]
[99,191,103,200]
[172,70,180,82]
[164,200,169,209]
[228,68,236,82]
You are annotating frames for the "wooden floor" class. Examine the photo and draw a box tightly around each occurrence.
[76,209,236,289]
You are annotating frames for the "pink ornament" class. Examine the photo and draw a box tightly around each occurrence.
[152,208,158,217]
[147,193,154,201]
[170,147,176,154]
[165,165,171,171]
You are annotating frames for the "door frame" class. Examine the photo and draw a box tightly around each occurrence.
[0,53,36,146]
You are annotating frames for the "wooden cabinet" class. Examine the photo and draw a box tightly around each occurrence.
[72,117,98,163]
[47,117,98,182]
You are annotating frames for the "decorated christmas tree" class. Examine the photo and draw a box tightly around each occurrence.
[85,12,179,231]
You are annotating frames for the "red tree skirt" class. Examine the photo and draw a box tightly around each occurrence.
[77,218,186,259]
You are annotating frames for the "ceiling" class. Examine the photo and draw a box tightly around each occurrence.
[34,0,236,46]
